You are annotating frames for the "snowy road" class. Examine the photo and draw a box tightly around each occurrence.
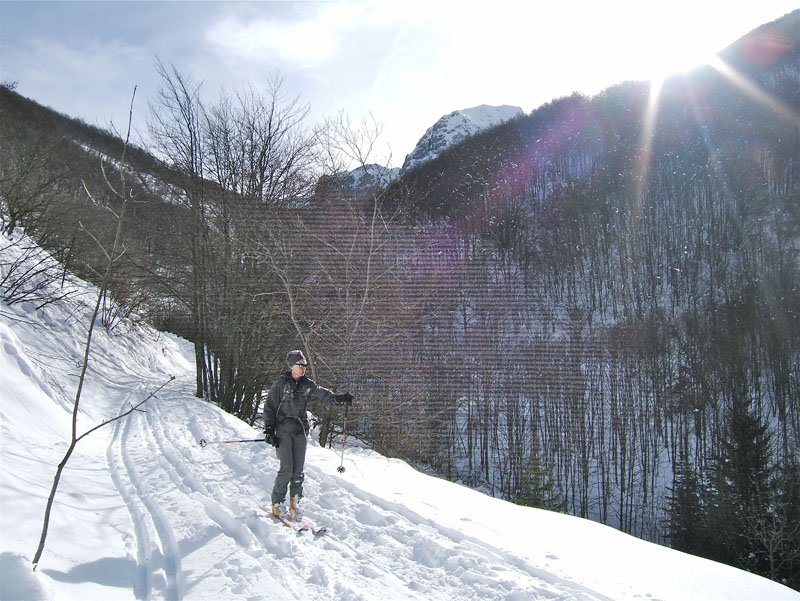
[102,382,611,601]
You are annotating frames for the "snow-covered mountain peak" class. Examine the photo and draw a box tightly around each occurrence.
[345,162,400,190]
[401,104,524,172]
[334,105,523,190]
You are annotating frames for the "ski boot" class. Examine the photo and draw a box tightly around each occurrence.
[289,495,303,519]
[271,503,287,518]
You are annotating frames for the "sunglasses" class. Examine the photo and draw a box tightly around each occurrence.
[294,363,309,369]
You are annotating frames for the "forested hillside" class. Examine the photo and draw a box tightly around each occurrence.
[1,10,798,588]
[384,12,799,584]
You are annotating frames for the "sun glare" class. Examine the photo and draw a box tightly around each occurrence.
[633,33,718,213]
[619,4,730,88]
[637,14,800,215]
[644,43,717,88]
[708,55,800,125]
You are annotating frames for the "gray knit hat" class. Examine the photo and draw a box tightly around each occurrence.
[286,350,306,368]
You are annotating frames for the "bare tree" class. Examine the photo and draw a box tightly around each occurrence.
[248,111,420,445]
[32,89,175,569]
[0,235,77,308]
[148,59,211,399]
[0,90,70,236]
[148,65,322,421]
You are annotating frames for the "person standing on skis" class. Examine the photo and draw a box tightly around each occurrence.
[263,349,353,519]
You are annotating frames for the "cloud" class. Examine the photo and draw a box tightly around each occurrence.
[206,17,334,65]
[205,2,375,67]
[7,35,150,133]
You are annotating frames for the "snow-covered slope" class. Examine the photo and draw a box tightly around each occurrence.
[340,163,401,192]
[401,105,523,172]
[1,230,797,601]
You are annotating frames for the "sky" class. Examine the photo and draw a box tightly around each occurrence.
[3,226,799,601]
[1,0,798,168]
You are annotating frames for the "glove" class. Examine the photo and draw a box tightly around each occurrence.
[335,392,353,406]
[264,425,278,447]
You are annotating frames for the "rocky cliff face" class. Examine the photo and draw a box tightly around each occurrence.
[401,104,523,172]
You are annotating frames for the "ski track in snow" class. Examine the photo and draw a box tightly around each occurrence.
[103,380,611,601]
[108,387,184,600]
[107,400,152,599]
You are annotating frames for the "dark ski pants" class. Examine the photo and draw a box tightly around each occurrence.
[271,433,306,504]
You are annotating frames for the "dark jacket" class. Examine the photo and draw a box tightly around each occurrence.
[263,372,336,437]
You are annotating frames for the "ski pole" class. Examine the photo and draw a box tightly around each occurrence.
[198,438,266,448]
[337,403,349,473]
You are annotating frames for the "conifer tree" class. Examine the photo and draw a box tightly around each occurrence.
[704,397,775,572]
[514,441,565,511]
[666,458,704,555]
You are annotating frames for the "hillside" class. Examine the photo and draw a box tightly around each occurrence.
[1,9,798,591]
[2,229,798,601]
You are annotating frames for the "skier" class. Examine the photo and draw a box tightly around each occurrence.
[263,350,353,519]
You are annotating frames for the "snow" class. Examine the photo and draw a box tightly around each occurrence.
[402,105,524,172]
[1,230,798,601]
[345,163,401,191]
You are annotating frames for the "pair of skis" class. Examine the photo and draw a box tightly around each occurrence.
[258,506,327,536]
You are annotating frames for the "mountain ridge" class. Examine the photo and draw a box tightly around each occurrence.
[340,104,525,191]
[401,104,524,172]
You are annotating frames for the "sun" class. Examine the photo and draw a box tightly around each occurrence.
[640,38,719,88]
[613,3,729,87]
[631,33,718,209]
